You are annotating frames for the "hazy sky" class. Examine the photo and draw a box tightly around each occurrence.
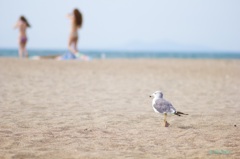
[0,0,240,51]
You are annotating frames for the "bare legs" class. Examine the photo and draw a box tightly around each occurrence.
[18,40,28,58]
[67,35,89,61]
[68,36,78,54]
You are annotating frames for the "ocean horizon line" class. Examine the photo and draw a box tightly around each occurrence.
[1,48,240,59]
[1,47,240,54]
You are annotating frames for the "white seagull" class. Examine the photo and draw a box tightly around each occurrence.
[150,90,188,127]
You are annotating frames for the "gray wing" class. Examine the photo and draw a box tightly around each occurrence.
[154,98,176,114]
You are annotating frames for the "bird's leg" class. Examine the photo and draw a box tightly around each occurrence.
[163,113,167,127]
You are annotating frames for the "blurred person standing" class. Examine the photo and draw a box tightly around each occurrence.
[14,16,31,58]
[67,8,83,56]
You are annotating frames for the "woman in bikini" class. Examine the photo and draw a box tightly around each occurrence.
[14,16,30,58]
[56,9,89,60]
[67,8,83,56]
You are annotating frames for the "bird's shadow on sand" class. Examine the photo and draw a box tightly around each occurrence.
[177,125,194,129]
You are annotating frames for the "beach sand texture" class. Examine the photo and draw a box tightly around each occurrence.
[0,58,240,159]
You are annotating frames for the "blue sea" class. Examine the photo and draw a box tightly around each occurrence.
[0,48,240,59]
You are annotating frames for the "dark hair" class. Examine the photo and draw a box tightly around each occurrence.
[20,16,30,27]
[73,9,83,28]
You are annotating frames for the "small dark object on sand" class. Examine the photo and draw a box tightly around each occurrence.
[234,125,237,127]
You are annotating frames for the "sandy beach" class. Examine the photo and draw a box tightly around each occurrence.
[0,58,239,159]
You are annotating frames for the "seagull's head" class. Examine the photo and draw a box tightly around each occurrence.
[149,91,163,98]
